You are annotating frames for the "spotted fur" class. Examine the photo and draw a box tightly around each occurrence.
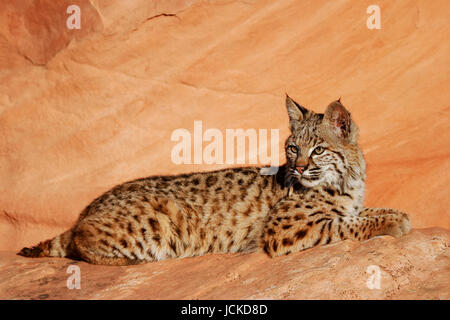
[18,95,410,265]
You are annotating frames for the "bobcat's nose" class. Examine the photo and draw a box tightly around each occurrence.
[296,165,307,174]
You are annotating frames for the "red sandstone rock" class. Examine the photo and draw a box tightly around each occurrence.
[0,0,448,299]
[0,229,448,299]
[0,0,102,66]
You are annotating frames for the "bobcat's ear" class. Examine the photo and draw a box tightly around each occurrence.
[323,100,354,141]
[285,94,309,131]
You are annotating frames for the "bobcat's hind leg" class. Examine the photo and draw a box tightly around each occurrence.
[71,221,148,266]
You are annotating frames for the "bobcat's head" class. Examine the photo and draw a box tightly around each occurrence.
[284,95,366,194]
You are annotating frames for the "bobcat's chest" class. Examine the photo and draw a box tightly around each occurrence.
[300,184,364,216]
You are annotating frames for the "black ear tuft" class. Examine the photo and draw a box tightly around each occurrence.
[285,94,309,131]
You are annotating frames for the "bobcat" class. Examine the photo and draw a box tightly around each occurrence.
[18,95,410,265]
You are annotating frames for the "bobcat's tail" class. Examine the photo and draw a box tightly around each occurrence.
[17,229,73,258]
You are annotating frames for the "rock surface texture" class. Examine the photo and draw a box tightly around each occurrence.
[0,0,449,299]
[0,229,448,299]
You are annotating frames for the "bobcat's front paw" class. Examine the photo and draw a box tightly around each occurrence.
[381,212,411,238]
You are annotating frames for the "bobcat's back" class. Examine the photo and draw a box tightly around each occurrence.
[19,166,287,265]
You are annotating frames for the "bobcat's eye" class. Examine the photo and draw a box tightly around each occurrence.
[288,145,298,153]
[313,146,325,155]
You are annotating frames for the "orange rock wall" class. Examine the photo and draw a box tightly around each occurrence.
[0,0,449,251]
